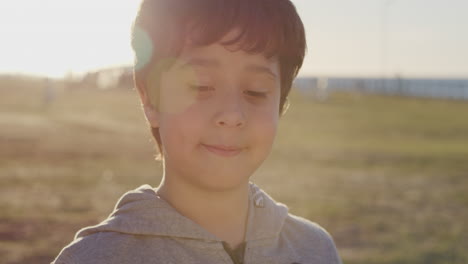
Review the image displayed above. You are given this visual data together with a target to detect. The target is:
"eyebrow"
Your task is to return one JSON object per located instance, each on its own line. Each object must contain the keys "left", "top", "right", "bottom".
{"left": 177, "top": 57, "right": 278, "bottom": 79}
{"left": 244, "top": 64, "right": 278, "bottom": 80}
{"left": 178, "top": 58, "right": 220, "bottom": 69}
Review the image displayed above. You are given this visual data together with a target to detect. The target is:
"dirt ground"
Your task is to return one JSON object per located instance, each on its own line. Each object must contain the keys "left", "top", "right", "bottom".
{"left": 1, "top": 77, "right": 468, "bottom": 263}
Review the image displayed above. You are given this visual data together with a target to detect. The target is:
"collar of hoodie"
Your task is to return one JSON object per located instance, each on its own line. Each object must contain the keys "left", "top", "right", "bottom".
{"left": 75, "top": 183, "right": 289, "bottom": 243}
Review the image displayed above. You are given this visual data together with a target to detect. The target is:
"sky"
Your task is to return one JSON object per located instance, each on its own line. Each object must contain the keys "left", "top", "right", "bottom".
{"left": 0, "top": 0, "right": 467, "bottom": 78}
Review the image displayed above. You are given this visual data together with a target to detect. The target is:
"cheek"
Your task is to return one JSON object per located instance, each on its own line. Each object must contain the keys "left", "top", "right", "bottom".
{"left": 251, "top": 108, "right": 279, "bottom": 145}
{"left": 158, "top": 105, "right": 207, "bottom": 148}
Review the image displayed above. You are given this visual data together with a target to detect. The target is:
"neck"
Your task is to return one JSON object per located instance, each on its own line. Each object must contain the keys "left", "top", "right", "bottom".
{"left": 156, "top": 174, "right": 250, "bottom": 249}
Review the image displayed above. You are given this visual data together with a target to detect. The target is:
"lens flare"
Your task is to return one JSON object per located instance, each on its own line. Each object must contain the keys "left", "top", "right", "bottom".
{"left": 132, "top": 26, "right": 153, "bottom": 71}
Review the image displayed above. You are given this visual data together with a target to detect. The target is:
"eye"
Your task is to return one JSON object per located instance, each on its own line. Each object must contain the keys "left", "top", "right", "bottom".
{"left": 190, "top": 85, "right": 214, "bottom": 92}
{"left": 244, "top": 90, "right": 267, "bottom": 98}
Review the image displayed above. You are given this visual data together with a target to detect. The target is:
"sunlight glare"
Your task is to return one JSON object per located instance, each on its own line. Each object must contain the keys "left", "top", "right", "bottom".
{"left": 0, "top": 0, "right": 140, "bottom": 78}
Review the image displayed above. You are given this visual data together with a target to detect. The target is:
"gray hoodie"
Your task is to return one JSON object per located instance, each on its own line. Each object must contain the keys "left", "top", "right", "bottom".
{"left": 52, "top": 183, "right": 341, "bottom": 264}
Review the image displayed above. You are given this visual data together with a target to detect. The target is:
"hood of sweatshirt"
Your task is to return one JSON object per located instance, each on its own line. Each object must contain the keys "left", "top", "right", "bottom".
{"left": 75, "top": 183, "right": 289, "bottom": 243}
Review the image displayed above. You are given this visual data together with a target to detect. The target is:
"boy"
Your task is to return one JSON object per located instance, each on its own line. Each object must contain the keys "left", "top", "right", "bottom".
{"left": 53, "top": 0, "right": 342, "bottom": 263}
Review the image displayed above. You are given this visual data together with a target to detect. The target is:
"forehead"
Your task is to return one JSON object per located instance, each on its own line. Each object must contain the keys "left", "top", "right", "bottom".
{"left": 170, "top": 42, "right": 280, "bottom": 80}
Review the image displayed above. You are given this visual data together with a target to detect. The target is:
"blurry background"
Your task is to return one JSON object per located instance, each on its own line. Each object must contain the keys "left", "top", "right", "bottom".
{"left": 1, "top": 0, "right": 467, "bottom": 263}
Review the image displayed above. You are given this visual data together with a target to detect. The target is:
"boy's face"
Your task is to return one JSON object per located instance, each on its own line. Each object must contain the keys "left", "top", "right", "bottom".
{"left": 143, "top": 35, "right": 281, "bottom": 191}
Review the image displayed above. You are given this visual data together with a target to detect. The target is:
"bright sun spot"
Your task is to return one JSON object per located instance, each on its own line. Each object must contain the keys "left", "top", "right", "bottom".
{"left": 0, "top": 0, "right": 140, "bottom": 78}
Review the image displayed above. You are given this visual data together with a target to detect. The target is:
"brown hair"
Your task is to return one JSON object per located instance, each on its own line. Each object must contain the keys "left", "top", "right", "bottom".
{"left": 131, "top": 0, "right": 306, "bottom": 157}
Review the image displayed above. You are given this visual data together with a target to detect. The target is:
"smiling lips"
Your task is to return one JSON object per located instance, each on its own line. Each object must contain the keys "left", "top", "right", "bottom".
{"left": 201, "top": 144, "right": 244, "bottom": 157}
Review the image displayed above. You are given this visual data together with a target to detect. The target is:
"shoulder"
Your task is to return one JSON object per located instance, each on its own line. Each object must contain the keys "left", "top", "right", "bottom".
{"left": 282, "top": 214, "right": 342, "bottom": 263}
{"left": 52, "top": 232, "right": 141, "bottom": 264}
{"left": 283, "top": 213, "right": 332, "bottom": 242}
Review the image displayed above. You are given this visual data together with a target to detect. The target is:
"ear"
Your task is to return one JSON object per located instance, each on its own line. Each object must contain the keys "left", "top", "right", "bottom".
{"left": 135, "top": 78, "right": 160, "bottom": 128}
{"left": 143, "top": 104, "right": 160, "bottom": 128}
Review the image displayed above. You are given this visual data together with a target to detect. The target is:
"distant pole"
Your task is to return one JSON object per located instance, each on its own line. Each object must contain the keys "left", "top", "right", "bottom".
{"left": 381, "top": 0, "right": 396, "bottom": 91}
{"left": 43, "top": 77, "right": 56, "bottom": 107}
{"left": 316, "top": 77, "right": 329, "bottom": 101}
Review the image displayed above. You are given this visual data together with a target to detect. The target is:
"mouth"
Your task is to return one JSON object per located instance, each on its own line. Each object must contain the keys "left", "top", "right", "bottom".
{"left": 201, "top": 144, "right": 244, "bottom": 157}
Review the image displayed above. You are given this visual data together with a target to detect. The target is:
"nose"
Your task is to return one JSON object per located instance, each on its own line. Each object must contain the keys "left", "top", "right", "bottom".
{"left": 214, "top": 93, "right": 246, "bottom": 128}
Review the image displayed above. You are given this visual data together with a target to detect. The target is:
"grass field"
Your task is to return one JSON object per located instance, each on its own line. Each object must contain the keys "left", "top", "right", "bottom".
{"left": 1, "top": 76, "right": 467, "bottom": 263}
